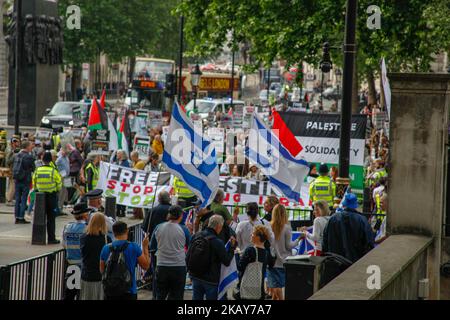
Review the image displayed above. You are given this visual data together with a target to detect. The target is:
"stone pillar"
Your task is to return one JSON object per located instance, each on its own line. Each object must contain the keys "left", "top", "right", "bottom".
{"left": 388, "top": 73, "right": 450, "bottom": 300}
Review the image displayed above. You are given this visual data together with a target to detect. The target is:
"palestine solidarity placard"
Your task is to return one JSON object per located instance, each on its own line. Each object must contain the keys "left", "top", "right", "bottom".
{"left": 278, "top": 112, "right": 367, "bottom": 192}
{"left": 97, "top": 162, "right": 171, "bottom": 208}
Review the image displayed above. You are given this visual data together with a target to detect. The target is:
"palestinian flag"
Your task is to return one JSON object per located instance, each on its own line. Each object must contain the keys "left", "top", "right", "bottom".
{"left": 118, "top": 113, "right": 131, "bottom": 156}
{"left": 272, "top": 108, "right": 303, "bottom": 158}
{"left": 88, "top": 98, "right": 108, "bottom": 131}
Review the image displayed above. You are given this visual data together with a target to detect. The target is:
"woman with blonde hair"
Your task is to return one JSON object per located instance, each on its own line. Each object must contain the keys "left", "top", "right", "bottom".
{"left": 300, "top": 200, "right": 331, "bottom": 256}
{"left": 267, "top": 204, "right": 301, "bottom": 300}
{"left": 79, "top": 212, "right": 110, "bottom": 300}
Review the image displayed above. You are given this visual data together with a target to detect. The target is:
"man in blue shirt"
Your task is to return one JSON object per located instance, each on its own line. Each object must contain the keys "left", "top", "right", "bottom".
{"left": 150, "top": 205, "right": 191, "bottom": 300}
{"left": 100, "top": 221, "right": 150, "bottom": 300}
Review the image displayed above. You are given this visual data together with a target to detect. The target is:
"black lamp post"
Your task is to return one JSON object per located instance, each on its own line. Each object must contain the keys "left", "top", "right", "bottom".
{"left": 335, "top": 68, "right": 342, "bottom": 111}
{"left": 337, "top": 0, "right": 358, "bottom": 200}
{"left": 178, "top": 16, "right": 184, "bottom": 103}
{"left": 190, "top": 64, "right": 202, "bottom": 111}
{"left": 320, "top": 42, "right": 333, "bottom": 111}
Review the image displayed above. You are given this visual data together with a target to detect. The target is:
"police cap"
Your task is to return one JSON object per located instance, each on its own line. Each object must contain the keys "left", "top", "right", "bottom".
{"left": 85, "top": 189, "right": 103, "bottom": 199}
{"left": 319, "top": 163, "right": 329, "bottom": 175}
{"left": 72, "top": 202, "right": 91, "bottom": 215}
{"left": 42, "top": 151, "right": 52, "bottom": 163}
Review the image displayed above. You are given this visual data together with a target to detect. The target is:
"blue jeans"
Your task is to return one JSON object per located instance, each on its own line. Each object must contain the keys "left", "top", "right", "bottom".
{"left": 15, "top": 181, "right": 29, "bottom": 220}
{"left": 192, "top": 278, "right": 218, "bottom": 300}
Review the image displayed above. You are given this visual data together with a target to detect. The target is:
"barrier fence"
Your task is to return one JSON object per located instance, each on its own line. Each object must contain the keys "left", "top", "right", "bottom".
{"left": 0, "top": 209, "right": 384, "bottom": 300}
{"left": 0, "top": 223, "right": 143, "bottom": 301}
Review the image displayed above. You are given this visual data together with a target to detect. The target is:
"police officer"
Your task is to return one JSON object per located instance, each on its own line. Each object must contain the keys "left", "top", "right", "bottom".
{"left": 84, "top": 154, "right": 101, "bottom": 192}
{"left": 309, "top": 163, "right": 336, "bottom": 208}
{"left": 61, "top": 202, "right": 90, "bottom": 300}
{"left": 172, "top": 176, "right": 197, "bottom": 208}
{"left": 367, "top": 159, "right": 387, "bottom": 186}
{"left": 85, "top": 189, "right": 115, "bottom": 241}
{"left": 32, "top": 151, "right": 62, "bottom": 244}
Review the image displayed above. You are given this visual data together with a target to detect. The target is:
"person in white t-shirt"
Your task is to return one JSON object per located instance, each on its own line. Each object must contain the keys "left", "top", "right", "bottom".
{"left": 236, "top": 202, "right": 274, "bottom": 253}
{"left": 300, "top": 200, "right": 330, "bottom": 256}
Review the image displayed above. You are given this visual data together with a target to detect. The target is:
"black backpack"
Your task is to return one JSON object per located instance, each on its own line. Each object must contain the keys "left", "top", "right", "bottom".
{"left": 102, "top": 242, "right": 132, "bottom": 297}
{"left": 186, "top": 233, "right": 215, "bottom": 276}
{"left": 12, "top": 153, "right": 26, "bottom": 181}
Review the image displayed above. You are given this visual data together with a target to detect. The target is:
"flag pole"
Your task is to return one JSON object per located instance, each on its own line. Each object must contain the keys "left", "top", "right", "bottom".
{"left": 146, "top": 160, "right": 162, "bottom": 235}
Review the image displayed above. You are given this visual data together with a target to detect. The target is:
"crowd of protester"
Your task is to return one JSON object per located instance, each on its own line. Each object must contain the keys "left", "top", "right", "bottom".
{"left": 2, "top": 89, "right": 390, "bottom": 300}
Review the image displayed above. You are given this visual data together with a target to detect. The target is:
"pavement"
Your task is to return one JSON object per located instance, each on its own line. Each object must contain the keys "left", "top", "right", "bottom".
{"left": 0, "top": 204, "right": 141, "bottom": 266}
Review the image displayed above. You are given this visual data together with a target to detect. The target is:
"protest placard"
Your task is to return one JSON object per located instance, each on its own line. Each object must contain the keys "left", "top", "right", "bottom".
{"left": 35, "top": 128, "right": 53, "bottom": 142}
{"left": 162, "top": 126, "right": 169, "bottom": 144}
{"left": 133, "top": 135, "right": 151, "bottom": 160}
{"left": 91, "top": 141, "right": 109, "bottom": 155}
{"left": 136, "top": 109, "right": 149, "bottom": 125}
{"left": 243, "top": 106, "right": 255, "bottom": 128}
{"left": 148, "top": 110, "right": 162, "bottom": 128}
{"left": 97, "top": 162, "right": 172, "bottom": 208}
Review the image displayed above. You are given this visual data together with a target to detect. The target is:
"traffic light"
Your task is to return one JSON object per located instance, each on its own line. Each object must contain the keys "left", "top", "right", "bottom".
{"left": 320, "top": 42, "right": 333, "bottom": 73}
{"left": 296, "top": 67, "right": 304, "bottom": 86}
{"left": 165, "top": 73, "right": 176, "bottom": 97}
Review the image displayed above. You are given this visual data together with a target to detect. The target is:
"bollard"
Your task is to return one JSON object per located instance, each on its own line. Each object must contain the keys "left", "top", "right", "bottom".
{"left": 32, "top": 192, "right": 47, "bottom": 245}
{"left": 105, "top": 196, "right": 116, "bottom": 220}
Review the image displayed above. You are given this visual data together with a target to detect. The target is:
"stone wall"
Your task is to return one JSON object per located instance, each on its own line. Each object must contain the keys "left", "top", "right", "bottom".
{"left": 388, "top": 73, "right": 450, "bottom": 299}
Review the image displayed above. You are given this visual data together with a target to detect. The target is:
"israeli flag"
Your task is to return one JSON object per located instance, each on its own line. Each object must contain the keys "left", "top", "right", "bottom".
{"left": 163, "top": 102, "right": 219, "bottom": 208}
{"left": 246, "top": 112, "right": 309, "bottom": 203}
{"left": 292, "top": 229, "right": 316, "bottom": 255}
{"left": 218, "top": 241, "right": 238, "bottom": 300}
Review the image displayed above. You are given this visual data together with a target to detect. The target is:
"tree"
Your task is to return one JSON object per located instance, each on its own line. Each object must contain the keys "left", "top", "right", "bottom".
{"left": 176, "top": 0, "right": 450, "bottom": 110}
{"left": 59, "top": 0, "right": 182, "bottom": 90}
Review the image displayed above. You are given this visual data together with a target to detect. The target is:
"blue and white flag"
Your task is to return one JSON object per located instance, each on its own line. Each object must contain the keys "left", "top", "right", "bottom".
{"left": 245, "top": 112, "right": 310, "bottom": 203}
{"left": 163, "top": 102, "right": 219, "bottom": 208}
{"left": 292, "top": 229, "right": 316, "bottom": 255}
{"left": 218, "top": 241, "right": 238, "bottom": 300}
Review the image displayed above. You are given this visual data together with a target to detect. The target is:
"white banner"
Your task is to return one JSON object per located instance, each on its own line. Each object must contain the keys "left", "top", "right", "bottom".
{"left": 219, "top": 176, "right": 311, "bottom": 208}
{"left": 296, "top": 136, "right": 365, "bottom": 165}
{"left": 97, "top": 162, "right": 172, "bottom": 208}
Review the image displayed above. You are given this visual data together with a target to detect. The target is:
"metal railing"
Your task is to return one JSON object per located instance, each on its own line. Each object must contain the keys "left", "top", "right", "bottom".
{"left": 0, "top": 224, "right": 143, "bottom": 300}
{"left": 223, "top": 205, "right": 314, "bottom": 229}
{"left": 0, "top": 250, "right": 66, "bottom": 300}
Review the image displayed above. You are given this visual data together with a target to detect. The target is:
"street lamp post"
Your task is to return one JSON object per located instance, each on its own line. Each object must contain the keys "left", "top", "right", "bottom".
{"left": 14, "top": 0, "right": 23, "bottom": 135}
{"left": 337, "top": 0, "right": 358, "bottom": 199}
{"left": 335, "top": 68, "right": 342, "bottom": 111}
{"left": 177, "top": 16, "right": 184, "bottom": 103}
{"left": 190, "top": 64, "right": 202, "bottom": 111}
{"left": 230, "top": 50, "right": 235, "bottom": 110}
{"left": 320, "top": 42, "right": 333, "bottom": 112}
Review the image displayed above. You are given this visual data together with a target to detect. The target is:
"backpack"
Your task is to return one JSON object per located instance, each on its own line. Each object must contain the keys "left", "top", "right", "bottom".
{"left": 240, "top": 247, "right": 264, "bottom": 300}
{"left": 186, "top": 233, "right": 215, "bottom": 276}
{"left": 102, "top": 242, "right": 132, "bottom": 297}
{"left": 12, "top": 153, "right": 26, "bottom": 181}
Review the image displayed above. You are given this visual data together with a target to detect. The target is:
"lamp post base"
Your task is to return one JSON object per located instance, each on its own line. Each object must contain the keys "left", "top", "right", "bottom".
{"left": 336, "top": 177, "right": 351, "bottom": 200}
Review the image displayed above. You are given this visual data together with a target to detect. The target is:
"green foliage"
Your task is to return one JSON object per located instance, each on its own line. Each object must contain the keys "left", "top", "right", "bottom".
{"left": 176, "top": 0, "right": 450, "bottom": 77}
{"left": 59, "top": 0, "right": 181, "bottom": 66}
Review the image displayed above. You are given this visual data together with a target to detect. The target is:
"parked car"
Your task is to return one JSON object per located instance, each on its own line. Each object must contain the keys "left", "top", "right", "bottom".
{"left": 40, "top": 101, "right": 112, "bottom": 129}
{"left": 322, "top": 87, "right": 342, "bottom": 100}
{"left": 185, "top": 98, "right": 245, "bottom": 119}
